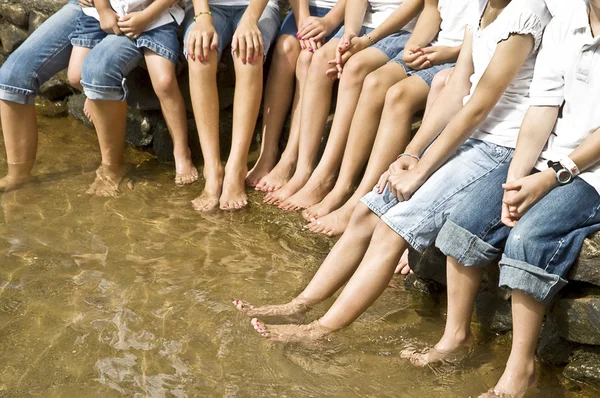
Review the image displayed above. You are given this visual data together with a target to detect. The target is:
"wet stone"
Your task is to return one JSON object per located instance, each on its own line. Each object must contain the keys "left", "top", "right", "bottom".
{"left": 17, "top": 0, "right": 65, "bottom": 15}
{"left": 403, "top": 272, "right": 443, "bottom": 297}
{"left": 552, "top": 290, "right": 600, "bottom": 345}
{"left": 40, "top": 71, "right": 73, "bottom": 102}
{"left": 0, "top": 3, "right": 28, "bottom": 28}
{"left": 0, "top": 22, "right": 28, "bottom": 53}
{"left": 563, "top": 349, "right": 600, "bottom": 389}
{"left": 67, "top": 94, "right": 92, "bottom": 128}
{"left": 536, "top": 317, "right": 574, "bottom": 367}
{"left": 474, "top": 291, "right": 512, "bottom": 333}
{"left": 28, "top": 10, "right": 49, "bottom": 33}
{"left": 568, "top": 235, "right": 600, "bottom": 287}
{"left": 408, "top": 247, "right": 447, "bottom": 285}
{"left": 36, "top": 98, "right": 68, "bottom": 118}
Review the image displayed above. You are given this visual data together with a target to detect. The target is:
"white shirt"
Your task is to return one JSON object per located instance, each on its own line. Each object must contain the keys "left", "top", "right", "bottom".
{"left": 363, "top": 0, "right": 419, "bottom": 31}
{"left": 530, "top": 0, "right": 600, "bottom": 194}
{"left": 467, "top": 0, "right": 552, "bottom": 148}
{"left": 209, "top": 0, "right": 279, "bottom": 9}
{"left": 83, "top": 0, "right": 187, "bottom": 31}
{"left": 435, "top": 0, "right": 472, "bottom": 47}
{"left": 310, "top": 0, "right": 338, "bottom": 8}
{"left": 544, "top": 0, "right": 567, "bottom": 17}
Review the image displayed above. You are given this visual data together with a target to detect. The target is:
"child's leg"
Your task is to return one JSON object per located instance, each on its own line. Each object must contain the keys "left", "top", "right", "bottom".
{"left": 144, "top": 49, "right": 197, "bottom": 185}
{"left": 68, "top": 46, "right": 91, "bottom": 90}
{"left": 258, "top": 48, "right": 314, "bottom": 193}
{"left": 246, "top": 34, "right": 302, "bottom": 187}
{"left": 424, "top": 67, "right": 453, "bottom": 118}
{"left": 278, "top": 48, "right": 392, "bottom": 211}
{"left": 304, "top": 74, "right": 428, "bottom": 236}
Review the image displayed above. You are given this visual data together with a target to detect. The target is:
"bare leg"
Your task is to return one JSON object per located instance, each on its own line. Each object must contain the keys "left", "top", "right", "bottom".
{"left": 305, "top": 75, "right": 428, "bottom": 237}
{"left": 68, "top": 47, "right": 94, "bottom": 123}
{"left": 0, "top": 101, "right": 37, "bottom": 190}
{"left": 188, "top": 52, "right": 223, "bottom": 211}
{"left": 479, "top": 290, "right": 542, "bottom": 398}
{"left": 219, "top": 52, "right": 264, "bottom": 210}
{"left": 279, "top": 49, "right": 391, "bottom": 211}
{"left": 247, "top": 35, "right": 301, "bottom": 187}
{"left": 85, "top": 99, "right": 128, "bottom": 197}
{"left": 235, "top": 203, "right": 380, "bottom": 317}
{"left": 257, "top": 50, "right": 313, "bottom": 193}
{"left": 145, "top": 50, "right": 197, "bottom": 186}
{"left": 254, "top": 218, "right": 408, "bottom": 341}
{"left": 263, "top": 39, "right": 338, "bottom": 205}
{"left": 402, "top": 256, "right": 479, "bottom": 366}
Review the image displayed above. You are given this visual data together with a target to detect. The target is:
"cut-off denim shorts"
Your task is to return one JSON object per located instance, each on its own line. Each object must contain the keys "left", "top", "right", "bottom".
{"left": 389, "top": 50, "right": 455, "bottom": 87}
{"left": 361, "top": 138, "right": 514, "bottom": 253}
{"left": 334, "top": 26, "right": 411, "bottom": 60}
{"left": 436, "top": 163, "right": 600, "bottom": 305}
{"left": 279, "top": 6, "right": 342, "bottom": 40}
{"left": 70, "top": 11, "right": 180, "bottom": 64}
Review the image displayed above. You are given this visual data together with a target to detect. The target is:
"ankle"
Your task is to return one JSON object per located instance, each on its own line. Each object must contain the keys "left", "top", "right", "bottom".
{"left": 7, "top": 161, "right": 35, "bottom": 179}
{"left": 437, "top": 329, "right": 473, "bottom": 351}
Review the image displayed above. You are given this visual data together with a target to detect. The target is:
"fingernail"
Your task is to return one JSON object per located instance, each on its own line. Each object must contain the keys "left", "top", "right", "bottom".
{"left": 254, "top": 56, "right": 258, "bottom": 61}
{"left": 199, "top": 57, "right": 203, "bottom": 61}
{"left": 345, "top": 42, "right": 348, "bottom": 45}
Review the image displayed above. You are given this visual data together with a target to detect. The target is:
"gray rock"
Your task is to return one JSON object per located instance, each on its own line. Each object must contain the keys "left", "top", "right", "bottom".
{"left": 40, "top": 71, "right": 73, "bottom": 101}
{"left": 553, "top": 290, "right": 600, "bottom": 345}
{"left": 0, "top": 22, "right": 28, "bottom": 53}
{"left": 408, "top": 247, "right": 447, "bottom": 285}
{"left": 536, "top": 317, "right": 574, "bottom": 367}
{"left": 28, "top": 10, "right": 49, "bottom": 33}
{"left": 125, "top": 108, "right": 157, "bottom": 148}
{"left": 568, "top": 234, "right": 600, "bottom": 287}
{"left": 125, "top": 67, "right": 161, "bottom": 111}
{"left": 36, "top": 98, "right": 67, "bottom": 118}
{"left": 16, "top": 0, "right": 66, "bottom": 15}
{"left": 403, "top": 272, "right": 443, "bottom": 297}
{"left": 0, "top": 3, "right": 28, "bottom": 28}
{"left": 474, "top": 291, "right": 512, "bottom": 333}
{"left": 564, "top": 349, "right": 600, "bottom": 389}
{"left": 67, "top": 94, "right": 92, "bottom": 128}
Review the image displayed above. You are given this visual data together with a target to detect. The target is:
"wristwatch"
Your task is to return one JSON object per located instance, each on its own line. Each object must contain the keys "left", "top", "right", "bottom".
{"left": 548, "top": 160, "right": 573, "bottom": 184}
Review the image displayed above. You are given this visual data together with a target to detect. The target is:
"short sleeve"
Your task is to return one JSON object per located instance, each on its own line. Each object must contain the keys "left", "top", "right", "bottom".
{"left": 529, "top": 18, "right": 566, "bottom": 106}
{"left": 496, "top": 8, "right": 545, "bottom": 53}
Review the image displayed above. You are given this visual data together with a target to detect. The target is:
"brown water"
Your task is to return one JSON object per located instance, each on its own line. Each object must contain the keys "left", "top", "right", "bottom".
{"left": 0, "top": 115, "right": 596, "bottom": 397}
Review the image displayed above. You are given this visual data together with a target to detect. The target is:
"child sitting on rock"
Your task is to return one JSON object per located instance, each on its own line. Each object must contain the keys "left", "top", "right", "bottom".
{"left": 68, "top": 0, "right": 198, "bottom": 187}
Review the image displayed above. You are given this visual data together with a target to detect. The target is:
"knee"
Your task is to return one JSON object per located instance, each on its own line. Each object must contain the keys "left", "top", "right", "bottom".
{"left": 296, "top": 50, "right": 313, "bottom": 72}
{"left": 68, "top": 68, "right": 82, "bottom": 89}
{"left": 504, "top": 224, "right": 544, "bottom": 259}
{"left": 274, "top": 35, "right": 301, "bottom": 64}
{"left": 151, "top": 72, "right": 178, "bottom": 98}
{"left": 385, "top": 82, "right": 411, "bottom": 108}
{"left": 81, "top": 52, "right": 120, "bottom": 87}
{"left": 308, "top": 48, "right": 331, "bottom": 74}
{"left": 372, "top": 218, "right": 401, "bottom": 245}
{"left": 339, "top": 59, "right": 370, "bottom": 88}
{"left": 362, "top": 70, "right": 391, "bottom": 98}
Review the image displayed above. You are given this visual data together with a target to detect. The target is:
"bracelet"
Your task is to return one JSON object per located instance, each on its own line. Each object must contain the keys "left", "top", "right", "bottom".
{"left": 193, "top": 11, "right": 212, "bottom": 22}
{"left": 397, "top": 153, "right": 420, "bottom": 161}
{"left": 365, "top": 33, "right": 376, "bottom": 45}
{"left": 560, "top": 156, "right": 580, "bottom": 177}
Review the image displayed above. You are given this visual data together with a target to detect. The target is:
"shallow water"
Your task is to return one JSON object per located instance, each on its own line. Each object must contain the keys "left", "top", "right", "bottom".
{"left": 0, "top": 115, "right": 596, "bottom": 397}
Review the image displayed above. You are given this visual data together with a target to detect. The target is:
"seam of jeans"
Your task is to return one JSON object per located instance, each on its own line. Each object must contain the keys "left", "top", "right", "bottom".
{"left": 33, "top": 39, "right": 73, "bottom": 94}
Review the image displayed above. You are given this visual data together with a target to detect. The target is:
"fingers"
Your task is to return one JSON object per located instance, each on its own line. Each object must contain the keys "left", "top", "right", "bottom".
{"left": 231, "top": 35, "right": 238, "bottom": 53}
{"left": 195, "top": 34, "right": 203, "bottom": 61}
{"left": 247, "top": 34, "right": 256, "bottom": 62}
{"left": 297, "top": 19, "right": 315, "bottom": 38}
{"left": 187, "top": 35, "right": 196, "bottom": 61}
{"left": 313, "top": 32, "right": 326, "bottom": 43}
{"left": 201, "top": 34, "right": 210, "bottom": 61}
{"left": 238, "top": 35, "right": 247, "bottom": 62}
{"left": 258, "top": 34, "right": 264, "bottom": 58}
{"left": 113, "top": 25, "right": 123, "bottom": 36}
{"left": 502, "top": 181, "right": 522, "bottom": 191}
{"left": 210, "top": 33, "right": 219, "bottom": 52}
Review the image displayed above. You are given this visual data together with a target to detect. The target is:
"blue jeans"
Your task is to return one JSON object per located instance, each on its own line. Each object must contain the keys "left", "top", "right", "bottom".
{"left": 279, "top": 6, "right": 342, "bottom": 40}
{"left": 182, "top": 5, "right": 280, "bottom": 61}
{"left": 389, "top": 52, "right": 455, "bottom": 87}
{"left": 334, "top": 26, "right": 411, "bottom": 60}
{"left": 0, "top": 0, "right": 80, "bottom": 105}
{"left": 361, "top": 139, "right": 514, "bottom": 252}
{"left": 436, "top": 164, "right": 600, "bottom": 305}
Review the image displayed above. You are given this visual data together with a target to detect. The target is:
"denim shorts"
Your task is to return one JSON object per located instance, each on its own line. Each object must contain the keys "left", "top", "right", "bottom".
{"left": 279, "top": 6, "right": 342, "bottom": 40}
{"left": 436, "top": 163, "right": 600, "bottom": 305}
{"left": 0, "top": 0, "right": 80, "bottom": 105}
{"left": 182, "top": 5, "right": 280, "bottom": 61}
{"left": 69, "top": 11, "right": 180, "bottom": 64}
{"left": 361, "top": 139, "right": 514, "bottom": 253}
{"left": 389, "top": 51, "right": 455, "bottom": 87}
{"left": 333, "top": 26, "right": 411, "bottom": 60}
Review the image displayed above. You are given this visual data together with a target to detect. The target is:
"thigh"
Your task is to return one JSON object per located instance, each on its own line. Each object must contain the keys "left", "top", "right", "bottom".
{"left": 137, "top": 22, "right": 180, "bottom": 64}
{"left": 341, "top": 47, "right": 391, "bottom": 80}
{"left": 369, "top": 30, "right": 411, "bottom": 60}
{"left": 253, "top": 5, "right": 281, "bottom": 57}
{"left": 82, "top": 34, "right": 143, "bottom": 88}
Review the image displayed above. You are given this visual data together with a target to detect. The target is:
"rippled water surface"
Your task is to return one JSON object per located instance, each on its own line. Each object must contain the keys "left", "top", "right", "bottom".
{"left": 0, "top": 115, "right": 597, "bottom": 397}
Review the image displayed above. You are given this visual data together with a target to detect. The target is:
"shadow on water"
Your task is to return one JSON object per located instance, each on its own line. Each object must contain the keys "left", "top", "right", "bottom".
{"left": 0, "top": 115, "right": 596, "bottom": 397}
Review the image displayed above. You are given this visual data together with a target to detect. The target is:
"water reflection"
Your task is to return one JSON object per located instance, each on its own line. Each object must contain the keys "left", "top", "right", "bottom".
{"left": 0, "top": 116, "right": 595, "bottom": 397}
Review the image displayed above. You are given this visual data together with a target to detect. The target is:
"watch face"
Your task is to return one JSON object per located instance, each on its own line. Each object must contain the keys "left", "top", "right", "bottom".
{"left": 557, "top": 169, "right": 572, "bottom": 184}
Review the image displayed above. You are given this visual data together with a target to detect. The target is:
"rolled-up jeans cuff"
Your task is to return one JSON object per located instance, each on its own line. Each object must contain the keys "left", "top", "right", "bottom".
{"left": 0, "top": 86, "right": 35, "bottom": 105}
{"left": 81, "top": 78, "right": 128, "bottom": 101}
{"left": 498, "top": 255, "right": 568, "bottom": 305}
{"left": 436, "top": 220, "right": 502, "bottom": 267}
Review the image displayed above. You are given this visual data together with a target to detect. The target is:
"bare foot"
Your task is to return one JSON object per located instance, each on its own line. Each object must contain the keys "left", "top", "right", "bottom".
{"left": 246, "top": 156, "right": 276, "bottom": 188}
{"left": 278, "top": 174, "right": 335, "bottom": 211}
{"left": 256, "top": 159, "right": 295, "bottom": 193}
{"left": 86, "top": 164, "right": 128, "bottom": 197}
{"left": 395, "top": 250, "right": 411, "bottom": 275}
{"left": 233, "top": 297, "right": 315, "bottom": 318}
{"left": 174, "top": 148, "right": 198, "bottom": 186}
{"left": 83, "top": 98, "right": 94, "bottom": 125}
{"left": 263, "top": 171, "right": 310, "bottom": 206}
{"left": 400, "top": 336, "right": 474, "bottom": 367}
{"left": 220, "top": 166, "right": 248, "bottom": 210}
{"left": 251, "top": 318, "right": 333, "bottom": 344}
{"left": 479, "top": 363, "right": 537, "bottom": 398}
{"left": 0, "top": 174, "right": 35, "bottom": 192}
{"left": 305, "top": 202, "right": 354, "bottom": 237}
{"left": 192, "top": 166, "right": 223, "bottom": 212}
{"left": 302, "top": 186, "right": 353, "bottom": 221}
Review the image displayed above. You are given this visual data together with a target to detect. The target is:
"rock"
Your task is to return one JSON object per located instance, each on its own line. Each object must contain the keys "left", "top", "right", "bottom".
{"left": 408, "top": 247, "right": 447, "bottom": 285}
{"left": 403, "top": 272, "right": 443, "bottom": 297}
{"left": 28, "top": 10, "right": 48, "bottom": 33}
{"left": 67, "top": 94, "right": 92, "bottom": 128}
{"left": 568, "top": 234, "right": 600, "bottom": 287}
{"left": 125, "top": 108, "right": 157, "bottom": 148}
{"left": 0, "top": 52, "right": 6, "bottom": 67}
{"left": 17, "top": 0, "right": 66, "bottom": 15}
{"left": 0, "top": 22, "right": 28, "bottom": 53}
{"left": 40, "top": 71, "right": 73, "bottom": 101}
{"left": 0, "top": 3, "right": 28, "bottom": 28}
{"left": 126, "top": 67, "right": 161, "bottom": 111}
{"left": 564, "top": 349, "right": 600, "bottom": 389}
{"left": 553, "top": 290, "right": 600, "bottom": 345}
{"left": 474, "top": 291, "right": 512, "bottom": 333}
{"left": 36, "top": 98, "right": 67, "bottom": 117}
{"left": 536, "top": 317, "right": 574, "bottom": 367}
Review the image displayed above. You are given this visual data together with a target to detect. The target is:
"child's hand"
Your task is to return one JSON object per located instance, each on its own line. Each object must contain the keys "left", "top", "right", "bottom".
{"left": 420, "top": 46, "right": 456, "bottom": 66}
{"left": 232, "top": 15, "right": 264, "bottom": 64}
{"left": 297, "top": 16, "right": 334, "bottom": 44}
{"left": 326, "top": 34, "right": 370, "bottom": 80}
{"left": 98, "top": 8, "right": 122, "bottom": 35}
{"left": 501, "top": 170, "right": 558, "bottom": 226}
{"left": 186, "top": 15, "right": 218, "bottom": 62}
{"left": 299, "top": 38, "right": 323, "bottom": 52}
{"left": 118, "top": 12, "right": 151, "bottom": 39}
{"left": 403, "top": 44, "right": 431, "bottom": 70}
{"left": 387, "top": 167, "right": 426, "bottom": 202}
{"left": 78, "top": 0, "right": 94, "bottom": 7}
{"left": 376, "top": 156, "right": 419, "bottom": 194}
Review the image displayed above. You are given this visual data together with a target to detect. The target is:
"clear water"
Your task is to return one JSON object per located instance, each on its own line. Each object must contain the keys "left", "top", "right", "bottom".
{"left": 0, "top": 115, "right": 596, "bottom": 397}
